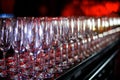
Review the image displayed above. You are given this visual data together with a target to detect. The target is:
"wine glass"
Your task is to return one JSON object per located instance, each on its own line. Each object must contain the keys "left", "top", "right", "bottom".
{"left": 100, "top": 17, "right": 110, "bottom": 48}
{"left": 75, "top": 17, "right": 86, "bottom": 61}
{"left": 22, "top": 17, "right": 37, "bottom": 79}
{"left": 68, "top": 17, "right": 78, "bottom": 64}
{"left": 86, "top": 18, "right": 97, "bottom": 54}
{"left": 11, "top": 17, "right": 28, "bottom": 79}
{"left": 0, "top": 18, "right": 6, "bottom": 77}
{"left": 61, "top": 17, "right": 70, "bottom": 69}
{"left": 90, "top": 18, "right": 101, "bottom": 53}
{"left": 0, "top": 18, "right": 14, "bottom": 77}
{"left": 50, "top": 17, "right": 64, "bottom": 76}
{"left": 14, "top": 17, "right": 34, "bottom": 79}
{"left": 30, "top": 18, "right": 42, "bottom": 79}
{"left": 80, "top": 18, "right": 90, "bottom": 58}
{"left": 39, "top": 17, "right": 55, "bottom": 79}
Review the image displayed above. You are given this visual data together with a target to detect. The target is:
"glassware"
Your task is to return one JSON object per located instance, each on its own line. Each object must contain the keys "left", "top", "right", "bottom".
{"left": 62, "top": 18, "right": 70, "bottom": 69}
{"left": 68, "top": 17, "right": 76, "bottom": 65}
{"left": 40, "top": 17, "right": 55, "bottom": 79}
{"left": 0, "top": 17, "right": 119, "bottom": 80}
{"left": 51, "top": 18, "right": 63, "bottom": 75}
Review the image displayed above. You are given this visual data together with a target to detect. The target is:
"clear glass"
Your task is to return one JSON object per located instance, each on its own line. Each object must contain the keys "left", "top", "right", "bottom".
{"left": 0, "top": 17, "right": 120, "bottom": 79}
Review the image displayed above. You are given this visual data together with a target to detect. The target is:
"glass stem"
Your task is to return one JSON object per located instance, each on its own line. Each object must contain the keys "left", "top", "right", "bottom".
{"left": 3, "top": 52, "right": 6, "bottom": 71}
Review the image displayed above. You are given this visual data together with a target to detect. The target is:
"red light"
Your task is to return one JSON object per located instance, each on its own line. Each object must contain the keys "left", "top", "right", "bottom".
{"left": 81, "top": 1, "right": 120, "bottom": 16}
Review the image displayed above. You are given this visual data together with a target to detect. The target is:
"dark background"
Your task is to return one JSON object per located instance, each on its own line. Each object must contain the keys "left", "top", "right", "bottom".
{"left": 0, "top": 0, "right": 120, "bottom": 17}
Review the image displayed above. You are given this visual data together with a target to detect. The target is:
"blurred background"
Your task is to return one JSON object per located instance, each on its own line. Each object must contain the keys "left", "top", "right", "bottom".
{"left": 0, "top": 0, "right": 120, "bottom": 17}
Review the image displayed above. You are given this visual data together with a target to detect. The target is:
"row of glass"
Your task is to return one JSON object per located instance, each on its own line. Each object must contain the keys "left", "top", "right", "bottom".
{"left": 0, "top": 17, "right": 120, "bottom": 80}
